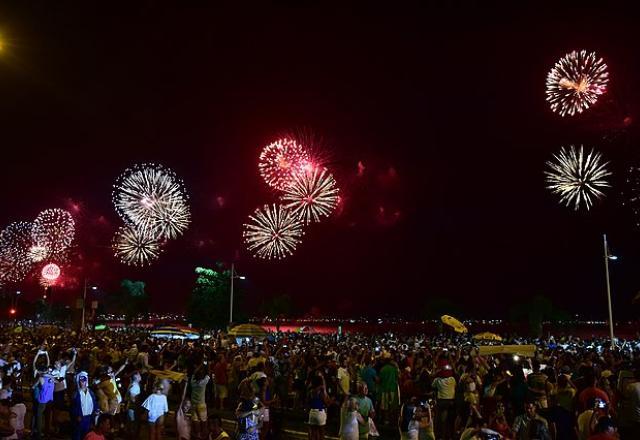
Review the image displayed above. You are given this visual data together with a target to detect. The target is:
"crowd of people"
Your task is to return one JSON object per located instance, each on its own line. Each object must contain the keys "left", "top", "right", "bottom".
{"left": 0, "top": 326, "right": 639, "bottom": 440}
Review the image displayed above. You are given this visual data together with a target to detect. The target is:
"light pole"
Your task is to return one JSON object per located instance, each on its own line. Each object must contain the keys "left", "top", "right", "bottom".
{"left": 229, "top": 263, "right": 246, "bottom": 325}
{"left": 80, "top": 279, "right": 98, "bottom": 333}
{"left": 603, "top": 234, "right": 617, "bottom": 346}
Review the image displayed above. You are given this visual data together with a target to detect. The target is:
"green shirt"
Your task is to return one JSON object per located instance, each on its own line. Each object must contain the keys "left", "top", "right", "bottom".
{"left": 379, "top": 364, "right": 399, "bottom": 393}
{"left": 355, "top": 395, "right": 373, "bottom": 436}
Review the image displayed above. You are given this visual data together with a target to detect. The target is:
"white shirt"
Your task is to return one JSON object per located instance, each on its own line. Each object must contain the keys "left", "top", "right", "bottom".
{"left": 53, "top": 365, "right": 68, "bottom": 392}
{"left": 142, "top": 393, "right": 168, "bottom": 423}
{"left": 79, "top": 389, "right": 94, "bottom": 416}
{"left": 127, "top": 382, "right": 141, "bottom": 404}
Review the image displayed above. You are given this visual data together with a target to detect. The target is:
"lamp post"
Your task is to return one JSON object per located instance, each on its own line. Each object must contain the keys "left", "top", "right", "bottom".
{"left": 603, "top": 234, "right": 617, "bottom": 346}
{"left": 80, "top": 280, "right": 98, "bottom": 333}
{"left": 229, "top": 263, "right": 246, "bottom": 325}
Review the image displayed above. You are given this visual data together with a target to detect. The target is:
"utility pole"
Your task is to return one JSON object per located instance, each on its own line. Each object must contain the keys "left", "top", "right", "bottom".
{"left": 603, "top": 234, "right": 615, "bottom": 346}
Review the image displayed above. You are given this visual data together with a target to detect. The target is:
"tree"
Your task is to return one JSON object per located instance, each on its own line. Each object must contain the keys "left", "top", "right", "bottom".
{"left": 114, "top": 279, "right": 149, "bottom": 325}
{"left": 509, "top": 294, "right": 568, "bottom": 338}
{"left": 186, "top": 264, "right": 244, "bottom": 330}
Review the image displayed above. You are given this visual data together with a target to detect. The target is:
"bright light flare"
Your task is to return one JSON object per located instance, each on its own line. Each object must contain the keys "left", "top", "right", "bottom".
{"left": 41, "top": 263, "right": 61, "bottom": 281}
{"left": 546, "top": 50, "right": 609, "bottom": 117}
{"left": 281, "top": 166, "right": 339, "bottom": 224}
{"left": 545, "top": 145, "right": 611, "bottom": 210}
{"left": 243, "top": 204, "right": 304, "bottom": 260}
{"left": 259, "top": 138, "right": 311, "bottom": 191}
{"left": 113, "top": 163, "right": 191, "bottom": 240}
{"left": 112, "top": 226, "right": 163, "bottom": 267}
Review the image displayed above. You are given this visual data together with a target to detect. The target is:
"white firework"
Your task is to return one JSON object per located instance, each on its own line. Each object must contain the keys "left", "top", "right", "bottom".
{"left": 32, "top": 208, "right": 75, "bottom": 261}
{"left": 113, "top": 226, "right": 163, "bottom": 267}
{"left": 113, "top": 163, "right": 191, "bottom": 240}
{"left": 546, "top": 50, "right": 609, "bottom": 117}
{"left": 0, "top": 221, "right": 34, "bottom": 283}
{"left": 545, "top": 145, "right": 611, "bottom": 210}
{"left": 281, "top": 166, "right": 339, "bottom": 224}
{"left": 243, "top": 204, "right": 304, "bottom": 260}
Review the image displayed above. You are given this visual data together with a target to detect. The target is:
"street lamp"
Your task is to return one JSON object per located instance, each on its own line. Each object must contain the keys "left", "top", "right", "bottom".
{"left": 81, "top": 280, "right": 98, "bottom": 333}
{"left": 229, "top": 263, "right": 246, "bottom": 324}
{"left": 603, "top": 234, "right": 617, "bottom": 346}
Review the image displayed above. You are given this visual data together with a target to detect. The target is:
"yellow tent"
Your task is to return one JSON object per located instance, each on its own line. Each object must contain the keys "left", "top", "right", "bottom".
{"left": 228, "top": 324, "right": 268, "bottom": 337}
{"left": 478, "top": 345, "right": 536, "bottom": 357}
{"left": 441, "top": 315, "right": 468, "bottom": 333}
{"left": 473, "top": 332, "right": 503, "bottom": 342}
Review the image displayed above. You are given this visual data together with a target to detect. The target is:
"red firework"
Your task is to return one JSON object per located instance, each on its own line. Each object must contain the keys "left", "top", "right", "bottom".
{"left": 259, "top": 138, "right": 311, "bottom": 191}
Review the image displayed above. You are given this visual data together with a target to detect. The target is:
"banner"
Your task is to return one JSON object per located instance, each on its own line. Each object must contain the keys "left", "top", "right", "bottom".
{"left": 478, "top": 345, "right": 536, "bottom": 357}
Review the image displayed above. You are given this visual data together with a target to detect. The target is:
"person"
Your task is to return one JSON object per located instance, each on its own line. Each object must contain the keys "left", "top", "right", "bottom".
{"left": 83, "top": 413, "right": 113, "bottom": 440}
{"left": 398, "top": 396, "right": 420, "bottom": 440}
{"left": 512, "top": 401, "right": 550, "bottom": 440}
{"left": 308, "top": 372, "right": 330, "bottom": 440}
{"left": 190, "top": 366, "right": 210, "bottom": 439}
{"left": 340, "top": 397, "right": 364, "bottom": 440}
{"left": 213, "top": 353, "right": 229, "bottom": 410}
{"left": 587, "top": 416, "right": 618, "bottom": 440}
{"left": 0, "top": 399, "right": 16, "bottom": 439}
{"left": 432, "top": 364, "right": 456, "bottom": 440}
{"left": 354, "top": 382, "right": 375, "bottom": 440}
{"left": 359, "top": 356, "right": 378, "bottom": 407}
{"left": 176, "top": 380, "right": 191, "bottom": 440}
{"left": 52, "top": 348, "right": 77, "bottom": 432}
{"left": 379, "top": 352, "right": 400, "bottom": 424}
{"left": 578, "top": 371, "right": 610, "bottom": 413}
{"left": 125, "top": 371, "right": 142, "bottom": 440}
{"left": 208, "top": 415, "right": 230, "bottom": 440}
{"left": 527, "top": 360, "right": 551, "bottom": 409}
{"left": 236, "top": 378, "right": 261, "bottom": 440}
{"left": 71, "top": 372, "right": 99, "bottom": 440}
{"left": 337, "top": 358, "right": 351, "bottom": 398}
{"left": 618, "top": 367, "right": 640, "bottom": 438}
{"left": 8, "top": 393, "right": 25, "bottom": 439}
{"left": 142, "top": 382, "right": 169, "bottom": 440}
{"left": 32, "top": 368, "right": 54, "bottom": 439}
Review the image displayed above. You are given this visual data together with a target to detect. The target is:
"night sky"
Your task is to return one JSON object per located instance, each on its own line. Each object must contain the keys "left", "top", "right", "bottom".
{"left": 1, "top": 3, "right": 640, "bottom": 319}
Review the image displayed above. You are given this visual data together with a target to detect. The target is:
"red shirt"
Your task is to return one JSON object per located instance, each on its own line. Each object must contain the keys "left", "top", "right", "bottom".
{"left": 578, "top": 386, "right": 610, "bottom": 411}
{"left": 213, "top": 361, "right": 228, "bottom": 385}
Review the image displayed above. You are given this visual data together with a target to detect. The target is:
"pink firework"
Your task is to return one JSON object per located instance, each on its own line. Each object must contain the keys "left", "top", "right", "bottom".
{"left": 259, "top": 138, "right": 311, "bottom": 191}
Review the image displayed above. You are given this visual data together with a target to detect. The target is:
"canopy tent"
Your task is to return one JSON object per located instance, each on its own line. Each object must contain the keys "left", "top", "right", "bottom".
{"left": 441, "top": 315, "right": 468, "bottom": 334}
{"left": 228, "top": 324, "right": 268, "bottom": 337}
{"left": 473, "top": 332, "right": 503, "bottom": 342}
{"left": 478, "top": 345, "right": 536, "bottom": 357}
{"left": 150, "top": 326, "right": 200, "bottom": 340}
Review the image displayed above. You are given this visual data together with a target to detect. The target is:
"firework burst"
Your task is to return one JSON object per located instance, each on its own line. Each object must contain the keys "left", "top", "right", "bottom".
{"left": 545, "top": 145, "right": 611, "bottom": 210}
{"left": 0, "top": 221, "right": 34, "bottom": 283}
{"left": 546, "top": 50, "right": 609, "bottom": 117}
{"left": 281, "top": 166, "right": 339, "bottom": 224}
{"left": 113, "top": 163, "right": 191, "bottom": 239}
{"left": 243, "top": 204, "right": 304, "bottom": 260}
{"left": 32, "top": 209, "right": 75, "bottom": 261}
{"left": 113, "top": 226, "right": 162, "bottom": 267}
{"left": 259, "top": 138, "right": 312, "bottom": 191}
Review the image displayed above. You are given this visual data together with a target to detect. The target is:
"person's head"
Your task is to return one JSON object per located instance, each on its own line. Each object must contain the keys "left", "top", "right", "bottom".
{"left": 153, "top": 381, "right": 163, "bottom": 394}
{"left": 357, "top": 382, "right": 368, "bottom": 397}
{"left": 182, "top": 398, "right": 191, "bottom": 413}
{"left": 95, "top": 413, "right": 113, "bottom": 434}
{"left": 347, "top": 397, "right": 359, "bottom": 412}
{"left": 525, "top": 401, "right": 538, "bottom": 418}
{"left": 77, "top": 372, "right": 89, "bottom": 390}
{"left": 208, "top": 415, "right": 225, "bottom": 435}
{"left": 557, "top": 374, "right": 569, "bottom": 388}
{"left": 531, "top": 359, "right": 541, "bottom": 373}
{"left": 131, "top": 371, "right": 141, "bottom": 383}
